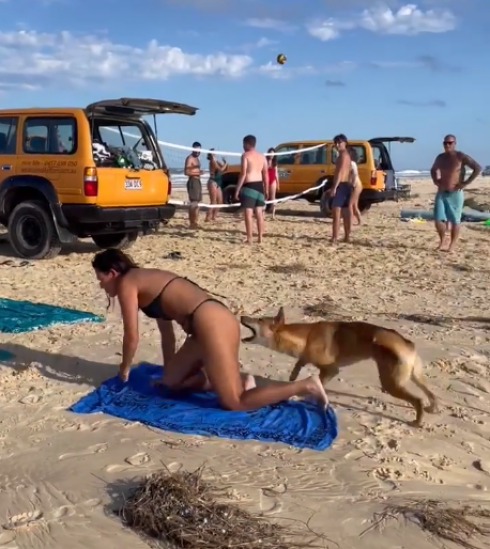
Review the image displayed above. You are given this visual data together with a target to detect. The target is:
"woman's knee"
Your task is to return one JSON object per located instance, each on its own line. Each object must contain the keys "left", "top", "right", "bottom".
{"left": 217, "top": 390, "right": 243, "bottom": 411}
{"left": 162, "top": 358, "right": 204, "bottom": 388}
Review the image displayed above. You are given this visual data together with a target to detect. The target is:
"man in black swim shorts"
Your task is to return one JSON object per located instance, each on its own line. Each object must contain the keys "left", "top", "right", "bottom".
{"left": 328, "top": 134, "right": 352, "bottom": 244}
{"left": 184, "top": 141, "right": 203, "bottom": 229}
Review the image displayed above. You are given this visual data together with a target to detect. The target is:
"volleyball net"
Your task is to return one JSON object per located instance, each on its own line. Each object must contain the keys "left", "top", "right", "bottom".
{"left": 158, "top": 141, "right": 328, "bottom": 209}
{"left": 102, "top": 127, "right": 328, "bottom": 209}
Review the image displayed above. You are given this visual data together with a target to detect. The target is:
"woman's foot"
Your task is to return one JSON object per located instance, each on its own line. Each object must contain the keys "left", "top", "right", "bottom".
{"left": 242, "top": 374, "right": 256, "bottom": 390}
{"left": 302, "top": 376, "right": 329, "bottom": 409}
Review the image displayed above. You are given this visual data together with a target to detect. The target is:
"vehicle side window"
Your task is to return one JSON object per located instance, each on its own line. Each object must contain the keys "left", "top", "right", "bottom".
{"left": 371, "top": 145, "right": 383, "bottom": 169}
{"left": 0, "top": 117, "right": 18, "bottom": 154}
{"left": 274, "top": 145, "right": 301, "bottom": 165}
{"left": 299, "top": 145, "right": 326, "bottom": 165}
{"left": 331, "top": 145, "right": 366, "bottom": 164}
{"left": 23, "top": 117, "right": 77, "bottom": 155}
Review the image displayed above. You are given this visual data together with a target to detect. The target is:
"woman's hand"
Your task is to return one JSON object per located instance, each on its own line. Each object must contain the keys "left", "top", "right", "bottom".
{"left": 119, "top": 363, "right": 130, "bottom": 382}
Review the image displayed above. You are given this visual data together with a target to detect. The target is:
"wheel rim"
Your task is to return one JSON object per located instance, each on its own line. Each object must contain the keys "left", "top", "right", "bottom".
{"left": 17, "top": 215, "right": 44, "bottom": 249}
{"left": 225, "top": 189, "right": 235, "bottom": 205}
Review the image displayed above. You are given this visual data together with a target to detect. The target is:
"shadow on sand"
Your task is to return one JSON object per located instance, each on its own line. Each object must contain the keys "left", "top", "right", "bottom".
{"left": 252, "top": 375, "right": 416, "bottom": 425}
{"left": 0, "top": 345, "right": 452, "bottom": 427}
{"left": 0, "top": 236, "right": 99, "bottom": 259}
{"left": 389, "top": 313, "right": 490, "bottom": 328}
{"left": 0, "top": 343, "right": 115, "bottom": 387}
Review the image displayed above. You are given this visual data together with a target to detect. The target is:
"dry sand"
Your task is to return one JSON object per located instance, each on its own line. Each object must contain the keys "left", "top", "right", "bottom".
{"left": 1, "top": 178, "right": 490, "bottom": 548}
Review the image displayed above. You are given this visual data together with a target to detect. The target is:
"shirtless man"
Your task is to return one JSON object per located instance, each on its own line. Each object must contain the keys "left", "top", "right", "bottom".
{"left": 234, "top": 134, "right": 268, "bottom": 244}
{"left": 184, "top": 141, "right": 203, "bottom": 229}
{"left": 430, "top": 134, "right": 481, "bottom": 252}
{"left": 328, "top": 134, "right": 352, "bottom": 244}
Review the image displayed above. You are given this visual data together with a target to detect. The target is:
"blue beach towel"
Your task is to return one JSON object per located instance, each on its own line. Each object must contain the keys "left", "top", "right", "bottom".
{"left": 0, "top": 298, "right": 103, "bottom": 333}
{"left": 70, "top": 363, "right": 338, "bottom": 451}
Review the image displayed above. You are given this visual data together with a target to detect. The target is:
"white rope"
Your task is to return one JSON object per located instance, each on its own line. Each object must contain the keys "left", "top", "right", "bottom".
{"left": 104, "top": 127, "right": 326, "bottom": 157}
{"left": 155, "top": 140, "right": 326, "bottom": 157}
{"left": 169, "top": 179, "right": 327, "bottom": 209}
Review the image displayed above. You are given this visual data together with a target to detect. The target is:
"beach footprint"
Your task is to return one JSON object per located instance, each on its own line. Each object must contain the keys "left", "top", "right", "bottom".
{"left": 58, "top": 443, "right": 108, "bottom": 460}
{"left": 124, "top": 452, "right": 151, "bottom": 466}
{"left": 106, "top": 453, "right": 154, "bottom": 473}
{"left": 18, "top": 393, "right": 42, "bottom": 405}
{"left": 2, "top": 510, "right": 43, "bottom": 531}
{"left": 50, "top": 506, "right": 76, "bottom": 520}
{"left": 0, "top": 531, "right": 18, "bottom": 549}
{"left": 259, "top": 489, "right": 283, "bottom": 516}
{"left": 167, "top": 461, "right": 182, "bottom": 473}
{"left": 61, "top": 422, "right": 94, "bottom": 433}
{"left": 47, "top": 498, "right": 101, "bottom": 522}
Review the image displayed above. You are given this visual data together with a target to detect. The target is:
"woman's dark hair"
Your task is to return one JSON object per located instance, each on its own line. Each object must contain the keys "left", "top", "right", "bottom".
{"left": 92, "top": 248, "right": 138, "bottom": 274}
{"left": 348, "top": 146, "right": 358, "bottom": 163}
{"left": 92, "top": 249, "right": 138, "bottom": 310}
{"left": 267, "top": 147, "right": 277, "bottom": 167}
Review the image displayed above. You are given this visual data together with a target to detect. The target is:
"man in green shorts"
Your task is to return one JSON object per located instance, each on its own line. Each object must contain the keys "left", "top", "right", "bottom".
{"left": 430, "top": 134, "right": 481, "bottom": 252}
{"left": 234, "top": 134, "right": 268, "bottom": 244}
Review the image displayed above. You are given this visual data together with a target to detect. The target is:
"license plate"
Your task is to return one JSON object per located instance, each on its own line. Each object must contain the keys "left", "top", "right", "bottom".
{"left": 278, "top": 170, "right": 290, "bottom": 179}
{"left": 125, "top": 178, "right": 142, "bottom": 189}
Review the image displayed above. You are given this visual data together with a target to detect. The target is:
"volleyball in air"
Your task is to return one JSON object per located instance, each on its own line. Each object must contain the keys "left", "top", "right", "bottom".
{"left": 276, "top": 53, "right": 287, "bottom": 65}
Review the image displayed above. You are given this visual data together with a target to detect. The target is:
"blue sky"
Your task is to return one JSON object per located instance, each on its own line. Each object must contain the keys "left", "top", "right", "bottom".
{"left": 0, "top": 0, "right": 488, "bottom": 170}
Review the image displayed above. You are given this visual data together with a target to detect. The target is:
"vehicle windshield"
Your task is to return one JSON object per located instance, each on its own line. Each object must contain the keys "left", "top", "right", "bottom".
{"left": 90, "top": 119, "right": 161, "bottom": 170}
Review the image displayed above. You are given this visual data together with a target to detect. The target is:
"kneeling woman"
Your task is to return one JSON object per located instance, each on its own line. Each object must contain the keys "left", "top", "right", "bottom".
{"left": 92, "top": 249, "right": 328, "bottom": 411}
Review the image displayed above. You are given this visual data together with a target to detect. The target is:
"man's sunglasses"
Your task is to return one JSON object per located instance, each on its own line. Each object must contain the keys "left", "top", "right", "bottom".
{"left": 443, "top": 141, "right": 455, "bottom": 145}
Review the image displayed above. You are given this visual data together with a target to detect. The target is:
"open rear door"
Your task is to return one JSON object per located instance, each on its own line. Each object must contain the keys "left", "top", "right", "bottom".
{"left": 369, "top": 137, "right": 415, "bottom": 144}
{"left": 85, "top": 99, "right": 198, "bottom": 208}
{"left": 86, "top": 98, "right": 198, "bottom": 116}
{"left": 369, "top": 137, "right": 415, "bottom": 190}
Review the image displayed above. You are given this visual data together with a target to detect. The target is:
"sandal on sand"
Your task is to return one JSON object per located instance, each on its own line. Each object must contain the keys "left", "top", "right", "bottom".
{"left": 164, "top": 251, "right": 183, "bottom": 260}
{"left": 0, "top": 259, "right": 33, "bottom": 267}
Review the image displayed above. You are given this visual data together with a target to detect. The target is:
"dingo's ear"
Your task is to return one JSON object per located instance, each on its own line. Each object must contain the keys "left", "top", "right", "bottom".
{"left": 274, "top": 307, "right": 285, "bottom": 325}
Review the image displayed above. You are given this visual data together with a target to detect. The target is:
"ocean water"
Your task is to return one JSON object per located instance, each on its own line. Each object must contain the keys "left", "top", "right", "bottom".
{"left": 168, "top": 168, "right": 431, "bottom": 189}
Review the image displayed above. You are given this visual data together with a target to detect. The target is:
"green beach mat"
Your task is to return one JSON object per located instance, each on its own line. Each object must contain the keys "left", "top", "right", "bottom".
{"left": 400, "top": 208, "right": 490, "bottom": 223}
{"left": 0, "top": 298, "right": 103, "bottom": 333}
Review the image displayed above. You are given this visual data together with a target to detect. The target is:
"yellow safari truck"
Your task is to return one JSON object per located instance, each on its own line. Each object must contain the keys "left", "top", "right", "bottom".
{"left": 221, "top": 137, "right": 414, "bottom": 213}
{"left": 0, "top": 97, "right": 197, "bottom": 259}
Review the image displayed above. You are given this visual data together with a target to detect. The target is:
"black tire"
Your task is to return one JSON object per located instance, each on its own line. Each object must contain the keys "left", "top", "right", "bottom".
{"left": 92, "top": 231, "right": 138, "bottom": 250}
{"left": 221, "top": 184, "right": 242, "bottom": 214}
{"left": 8, "top": 200, "right": 62, "bottom": 260}
{"left": 359, "top": 201, "right": 372, "bottom": 213}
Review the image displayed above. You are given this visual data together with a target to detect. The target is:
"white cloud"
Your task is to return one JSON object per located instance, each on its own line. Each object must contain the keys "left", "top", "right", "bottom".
{"left": 306, "top": 19, "right": 353, "bottom": 41}
{"left": 245, "top": 18, "right": 296, "bottom": 33}
{"left": 0, "top": 29, "right": 254, "bottom": 89}
{"left": 255, "top": 37, "right": 276, "bottom": 48}
{"left": 236, "top": 36, "right": 277, "bottom": 53}
{"left": 307, "top": 3, "right": 456, "bottom": 41}
{"left": 359, "top": 4, "right": 457, "bottom": 34}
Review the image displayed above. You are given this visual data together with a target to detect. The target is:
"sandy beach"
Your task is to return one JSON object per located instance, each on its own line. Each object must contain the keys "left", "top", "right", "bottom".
{"left": 1, "top": 177, "right": 490, "bottom": 549}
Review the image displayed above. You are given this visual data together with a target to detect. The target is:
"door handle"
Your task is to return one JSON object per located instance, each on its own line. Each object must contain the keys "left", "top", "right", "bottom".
{"left": 1, "top": 165, "right": 11, "bottom": 171}
{"left": 319, "top": 170, "right": 325, "bottom": 173}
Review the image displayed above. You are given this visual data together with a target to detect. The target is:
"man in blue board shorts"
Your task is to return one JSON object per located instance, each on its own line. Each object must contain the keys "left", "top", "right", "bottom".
{"left": 430, "top": 134, "right": 481, "bottom": 252}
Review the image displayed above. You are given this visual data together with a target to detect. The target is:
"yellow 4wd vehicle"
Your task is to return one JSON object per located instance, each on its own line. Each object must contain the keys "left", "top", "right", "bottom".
{"left": 0, "top": 97, "right": 197, "bottom": 259}
{"left": 221, "top": 137, "right": 414, "bottom": 213}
